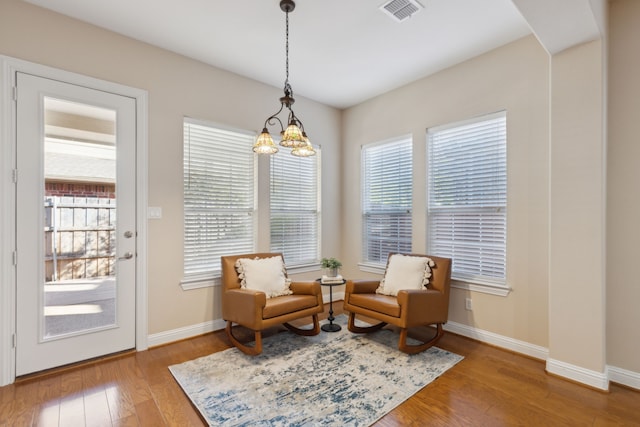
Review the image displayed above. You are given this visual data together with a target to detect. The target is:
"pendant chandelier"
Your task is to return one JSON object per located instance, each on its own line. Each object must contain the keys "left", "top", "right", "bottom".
{"left": 252, "top": 0, "right": 316, "bottom": 157}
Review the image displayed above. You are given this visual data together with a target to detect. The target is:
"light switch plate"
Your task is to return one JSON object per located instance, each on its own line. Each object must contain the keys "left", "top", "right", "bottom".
{"left": 148, "top": 207, "right": 162, "bottom": 219}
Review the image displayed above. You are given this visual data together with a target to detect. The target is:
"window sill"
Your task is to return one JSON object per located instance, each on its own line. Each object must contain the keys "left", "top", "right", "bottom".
{"left": 286, "top": 263, "right": 322, "bottom": 275}
{"left": 451, "top": 279, "right": 511, "bottom": 297}
{"left": 358, "top": 262, "right": 386, "bottom": 275}
{"left": 180, "top": 275, "right": 220, "bottom": 291}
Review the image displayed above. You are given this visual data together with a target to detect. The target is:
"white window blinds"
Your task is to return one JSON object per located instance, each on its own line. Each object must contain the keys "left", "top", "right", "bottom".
{"left": 183, "top": 119, "right": 256, "bottom": 279}
{"left": 362, "top": 137, "right": 413, "bottom": 264}
{"left": 270, "top": 148, "right": 320, "bottom": 266}
{"left": 427, "top": 112, "right": 507, "bottom": 286}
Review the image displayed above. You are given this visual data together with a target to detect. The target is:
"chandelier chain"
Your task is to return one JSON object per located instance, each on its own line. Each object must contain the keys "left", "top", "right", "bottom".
{"left": 285, "top": 9, "right": 290, "bottom": 88}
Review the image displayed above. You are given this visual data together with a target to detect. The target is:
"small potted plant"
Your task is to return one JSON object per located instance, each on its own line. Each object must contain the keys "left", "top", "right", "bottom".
{"left": 321, "top": 257, "right": 342, "bottom": 278}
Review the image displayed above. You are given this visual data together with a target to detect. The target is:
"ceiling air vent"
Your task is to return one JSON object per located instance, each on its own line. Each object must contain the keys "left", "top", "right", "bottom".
{"left": 380, "top": 0, "right": 424, "bottom": 22}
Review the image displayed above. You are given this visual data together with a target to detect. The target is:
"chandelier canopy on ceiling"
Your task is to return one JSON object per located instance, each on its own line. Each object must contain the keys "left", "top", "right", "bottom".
{"left": 252, "top": 0, "right": 316, "bottom": 157}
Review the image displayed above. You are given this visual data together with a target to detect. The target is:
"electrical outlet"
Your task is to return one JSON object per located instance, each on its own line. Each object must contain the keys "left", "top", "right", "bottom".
{"left": 465, "top": 298, "right": 473, "bottom": 311}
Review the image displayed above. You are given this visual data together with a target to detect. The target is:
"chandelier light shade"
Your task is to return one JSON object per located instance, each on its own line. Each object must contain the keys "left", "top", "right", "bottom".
{"left": 281, "top": 121, "right": 305, "bottom": 148}
{"left": 291, "top": 133, "right": 316, "bottom": 157}
{"left": 253, "top": 128, "right": 279, "bottom": 154}
{"left": 252, "top": 0, "right": 316, "bottom": 156}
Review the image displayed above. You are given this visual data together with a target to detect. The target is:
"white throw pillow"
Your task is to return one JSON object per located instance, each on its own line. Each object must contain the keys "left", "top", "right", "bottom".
{"left": 376, "top": 254, "right": 435, "bottom": 296}
{"left": 235, "top": 256, "right": 292, "bottom": 298}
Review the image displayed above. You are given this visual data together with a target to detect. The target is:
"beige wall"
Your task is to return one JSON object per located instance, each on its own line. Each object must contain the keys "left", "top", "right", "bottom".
{"left": 0, "top": 0, "right": 342, "bottom": 334}
{"left": 548, "top": 40, "right": 606, "bottom": 373}
{"left": 342, "top": 36, "right": 551, "bottom": 348}
{"left": 607, "top": 0, "right": 640, "bottom": 374}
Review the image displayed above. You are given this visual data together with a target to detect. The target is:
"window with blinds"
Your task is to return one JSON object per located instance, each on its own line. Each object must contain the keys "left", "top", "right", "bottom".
{"left": 427, "top": 111, "right": 507, "bottom": 286}
{"left": 183, "top": 119, "right": 256, "bottom": 280}
{"left": 270, "top": 148, "right": 320, "bottom": 266}
{"left": 361, "top": 137, "right": 413, "bottom": 264}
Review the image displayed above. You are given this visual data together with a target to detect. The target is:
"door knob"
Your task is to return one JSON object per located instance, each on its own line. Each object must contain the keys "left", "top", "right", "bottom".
{"left": 124, "top": 231, "right": 134, "bottom": 238}
{"left": 118, "top": 252, "right": 134, "bottom": 260}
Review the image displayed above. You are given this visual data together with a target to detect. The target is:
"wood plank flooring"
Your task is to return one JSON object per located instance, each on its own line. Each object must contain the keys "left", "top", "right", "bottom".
{"left": 1, "top": 304, "right": 638, "bottom": 426}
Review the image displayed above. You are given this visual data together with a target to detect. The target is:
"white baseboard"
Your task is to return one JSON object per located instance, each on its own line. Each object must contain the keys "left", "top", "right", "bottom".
{"left": 443, "top": 320, "right": 549, "bottom": 361}
{"left": 607, "top": 365, "right": 640, "bottom": 390}
{"left": 546, "top": 358, "right": 609, "bottom": 391}
{"left": 148, "top": 293, "right": 342, "bottom": 348}
{"left": 148, "top": 318, "right": 226, "bottom": 348}
{"left": 444, "top": 321, "right": 617, "bottom": 391}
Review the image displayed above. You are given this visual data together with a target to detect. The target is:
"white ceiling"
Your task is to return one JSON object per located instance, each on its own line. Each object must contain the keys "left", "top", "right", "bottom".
{"left": 24, "top": 0, "right": 537, "bottom": 109}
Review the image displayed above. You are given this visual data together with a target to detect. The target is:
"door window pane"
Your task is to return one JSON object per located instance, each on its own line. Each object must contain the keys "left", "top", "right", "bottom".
{"left": 43, "top": 98, "right": 117, "bottom": 339}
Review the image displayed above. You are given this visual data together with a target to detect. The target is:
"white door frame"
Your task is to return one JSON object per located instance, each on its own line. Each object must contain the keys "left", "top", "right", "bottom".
{"left": 0, "top": 55, "right": 149, "bottom": 386}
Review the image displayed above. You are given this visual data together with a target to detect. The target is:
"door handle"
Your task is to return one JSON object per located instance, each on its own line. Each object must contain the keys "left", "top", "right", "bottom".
{"left": 118, "top": 252, "right": 134, "bottom": 260}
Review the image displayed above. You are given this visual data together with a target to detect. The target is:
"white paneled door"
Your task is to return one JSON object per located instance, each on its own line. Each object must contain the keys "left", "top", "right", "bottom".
{"left": 15, "top": 72, "right": 137, "bottom": 376}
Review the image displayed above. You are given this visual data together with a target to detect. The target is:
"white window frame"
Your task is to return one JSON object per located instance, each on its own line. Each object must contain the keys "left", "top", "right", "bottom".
{"left": 181, "top": 118, "right": 257, "bottom": 290}
{"left": 269, "top": 147, "right": 321, "bottom": 272}
{"left": 360, "top": 135, "right": 413, "bottom": 271}
{"left": 427, "top": 111, "right": 509, "bottom": 296}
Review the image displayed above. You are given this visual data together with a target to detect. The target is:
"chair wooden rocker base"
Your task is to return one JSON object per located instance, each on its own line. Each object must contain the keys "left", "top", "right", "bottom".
{"left": 220, "top": 253, "right": 324, "bottom": 356}
{"left": 343, "top": 253, "right": 452, "bottom": 355}
{"left": 225, "top": 315, "right": 322, "bottom": 356}
{"left": 347, "top": 312, "right": 445, "bottom": 355}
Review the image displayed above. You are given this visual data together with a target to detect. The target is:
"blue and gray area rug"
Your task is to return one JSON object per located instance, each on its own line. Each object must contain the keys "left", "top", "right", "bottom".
{"left": 169, "top": 316, "right": 463, "bottom": 426}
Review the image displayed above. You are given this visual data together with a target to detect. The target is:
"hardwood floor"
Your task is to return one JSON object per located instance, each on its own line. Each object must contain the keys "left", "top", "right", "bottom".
{"left": 1, "top": 304, "right": 638, "bottom": 426}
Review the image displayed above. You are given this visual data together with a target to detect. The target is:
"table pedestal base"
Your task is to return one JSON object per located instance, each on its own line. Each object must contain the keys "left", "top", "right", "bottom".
{"left": 321, "top": 323, "right": 341, "bottom": 332}
{"left": 317, "top": 278, "right": 346, "bottom": 334}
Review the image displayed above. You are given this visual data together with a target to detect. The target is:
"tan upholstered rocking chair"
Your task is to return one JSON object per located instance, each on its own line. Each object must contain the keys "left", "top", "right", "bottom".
{"left": 220, "top": 253, "right": 324, "bottom": 355}
{"left": 343, "top": 253, "right": 452, "bottom": 354}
